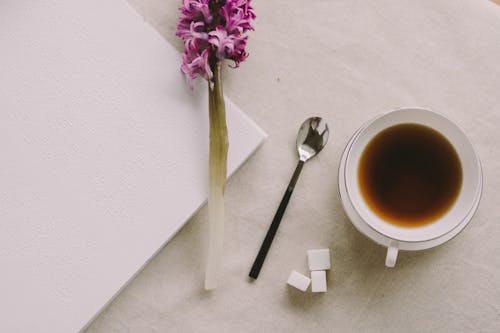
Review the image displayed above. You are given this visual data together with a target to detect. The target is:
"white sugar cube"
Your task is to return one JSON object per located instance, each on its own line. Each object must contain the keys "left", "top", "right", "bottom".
{"left": 307, "top": 249, "right": 331, "bottom": 271}
{"left": 311, "top": 270, "right": 327, "bottom": 292}
{"left": 287, "top": 270, "right": 311, "bottom": 292}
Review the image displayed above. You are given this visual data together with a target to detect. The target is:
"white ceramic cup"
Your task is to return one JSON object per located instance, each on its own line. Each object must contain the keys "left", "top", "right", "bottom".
{"left": 343, "top": 108, "right": 482, "bottom": 267}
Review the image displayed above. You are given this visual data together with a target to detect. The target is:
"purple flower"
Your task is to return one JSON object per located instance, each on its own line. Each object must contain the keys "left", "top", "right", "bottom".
{"left": 180, "top": 0, "right": 213, "bottom": 24}
{"left": 183, "top": 21, "right": 209, "bottom": 50}
{"left": 208, "top": 25, "right": 248, "bottom": 66}
{"left": 175, "top": 0, "right": 255, "bottom": 87}
{"left": 221, "top": 0, "right": 255, "bottom": 35}
{"left": 180, "top": 48, "right": 213, "bottom": 89}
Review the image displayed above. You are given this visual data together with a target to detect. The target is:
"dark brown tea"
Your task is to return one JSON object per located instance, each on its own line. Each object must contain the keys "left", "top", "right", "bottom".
{"left": 358, "top": 123, "right": 462, "bottom": 227}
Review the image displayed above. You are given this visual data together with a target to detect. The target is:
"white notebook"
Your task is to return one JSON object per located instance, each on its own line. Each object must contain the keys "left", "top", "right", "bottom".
{"left": 0, "top": 1, "right": 266, "bottom": 332}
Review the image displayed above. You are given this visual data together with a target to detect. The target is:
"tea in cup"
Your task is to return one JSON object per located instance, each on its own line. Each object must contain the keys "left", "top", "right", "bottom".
{"left": 339, "top": 108, "right": 482, "bottom": 266}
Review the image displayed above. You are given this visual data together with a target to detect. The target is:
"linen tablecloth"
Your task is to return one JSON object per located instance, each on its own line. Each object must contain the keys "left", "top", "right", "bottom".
{"left": 86, "top": 0, "right": 500, "bottom": 332}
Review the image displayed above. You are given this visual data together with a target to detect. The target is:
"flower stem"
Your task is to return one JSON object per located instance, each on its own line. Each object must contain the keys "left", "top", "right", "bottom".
{"left": 205, "top": 60, "right": 228, "bottom": 290}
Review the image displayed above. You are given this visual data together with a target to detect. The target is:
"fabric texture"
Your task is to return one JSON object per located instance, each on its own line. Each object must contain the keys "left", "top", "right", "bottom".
{"left": 86, "top": 0, "right": 500, "bottom": 332}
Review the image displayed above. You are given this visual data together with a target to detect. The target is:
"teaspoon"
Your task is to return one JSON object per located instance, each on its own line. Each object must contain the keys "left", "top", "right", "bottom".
{"left": 249, "top": 117, "right": 330, "bottom": 279}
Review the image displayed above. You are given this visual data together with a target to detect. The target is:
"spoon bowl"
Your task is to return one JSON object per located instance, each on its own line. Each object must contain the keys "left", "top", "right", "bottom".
{"left": 297, "top": 117, "right": 330, "bottom": 161}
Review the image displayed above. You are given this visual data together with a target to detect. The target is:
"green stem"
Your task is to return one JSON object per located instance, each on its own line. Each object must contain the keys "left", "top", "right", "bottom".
{"left": 205, "top": 61, "right": 228, "bottom": 290}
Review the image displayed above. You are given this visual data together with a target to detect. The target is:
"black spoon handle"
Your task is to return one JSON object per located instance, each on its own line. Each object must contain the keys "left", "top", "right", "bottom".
{"left": 249, "top": 160, "right": 305, "bottom": 279}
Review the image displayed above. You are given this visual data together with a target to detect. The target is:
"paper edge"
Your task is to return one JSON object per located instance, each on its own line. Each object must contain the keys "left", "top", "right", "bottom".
{"left": 79, "top": 113, "right": 265, "bottom": 332}
{"left": 78, "top": 5, "right": 267, "bottom": 328}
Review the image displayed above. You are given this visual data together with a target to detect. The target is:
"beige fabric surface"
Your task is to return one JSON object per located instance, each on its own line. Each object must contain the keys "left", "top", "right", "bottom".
{"left": 85, "top": 0, "right": 500, "bottom": 332}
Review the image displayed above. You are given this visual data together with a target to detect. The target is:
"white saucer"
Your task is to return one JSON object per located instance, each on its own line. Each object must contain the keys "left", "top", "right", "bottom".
{"left": 338, "top": 128, "right": 483, "bottom": 251}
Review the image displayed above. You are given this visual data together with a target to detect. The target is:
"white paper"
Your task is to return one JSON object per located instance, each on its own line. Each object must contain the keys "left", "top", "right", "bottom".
{"left": 0, "top": 1, "right": 266, "bottom": 332}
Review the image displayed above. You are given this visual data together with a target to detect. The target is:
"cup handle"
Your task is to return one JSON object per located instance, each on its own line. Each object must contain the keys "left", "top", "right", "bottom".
{"left": 385, "top": 241, "right": 399, "bottom": 268}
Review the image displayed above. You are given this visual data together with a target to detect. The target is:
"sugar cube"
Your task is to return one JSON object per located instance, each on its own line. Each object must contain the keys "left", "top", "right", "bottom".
{"left": 307, "top": 249, "right": 331, "bottom": 271}
{"left": 287, "top": 270, "right": 311, "bottom": 292}
{"left": 311, "top": 270, "right": 327, "bottom": 292}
